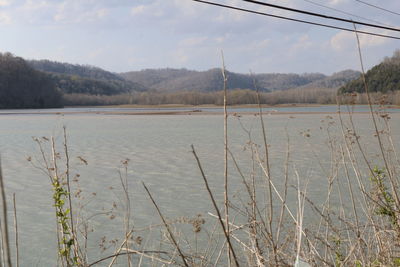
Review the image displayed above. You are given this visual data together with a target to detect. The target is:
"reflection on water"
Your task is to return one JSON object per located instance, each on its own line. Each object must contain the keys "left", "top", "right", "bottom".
{"left": 0, "top": 110, "right": 398, "bottom": 265}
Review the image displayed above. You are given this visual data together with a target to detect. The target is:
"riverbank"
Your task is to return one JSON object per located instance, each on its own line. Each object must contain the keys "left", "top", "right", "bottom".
{"left": 0, "top": 103, "right": 398, "bottom": 116}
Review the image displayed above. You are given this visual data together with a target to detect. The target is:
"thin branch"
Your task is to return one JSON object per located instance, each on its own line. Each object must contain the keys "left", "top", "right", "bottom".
{"left": 353, "top": 24, "right": 400, "bottom": 212}
{"left": 0, "top": 158, "right": 11, "bottom": 267}
{"left": 63, "top": 127, "right": 79, "bottom": 263}
{"left": 221, "top": 50, "right": 232, "bottom": 267}
{"left": 13, "top": 193, "right": 19, "bottom": 267}
{"left": 191, "top": 145, "right": 240, "bottom": 266}
{"left": 142, "top": 182, "right": 190, "bottom": 267}
{"left": 88, "top": 250, "right": 169, "bottom": 267}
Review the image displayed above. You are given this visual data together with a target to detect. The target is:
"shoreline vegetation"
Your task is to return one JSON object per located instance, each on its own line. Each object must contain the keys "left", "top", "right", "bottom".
{"left": 62, "top": 89, "right": 400, "bottom": 107}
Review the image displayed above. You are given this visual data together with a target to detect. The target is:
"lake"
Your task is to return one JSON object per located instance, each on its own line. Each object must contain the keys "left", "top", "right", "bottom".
{"left": 0, "top": 106, "right": 398, "bottom": 266}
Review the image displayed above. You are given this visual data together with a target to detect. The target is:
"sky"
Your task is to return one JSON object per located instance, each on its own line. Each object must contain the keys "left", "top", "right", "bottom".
{"left": 0, "top": 0, "right": 399, "bottom": 74}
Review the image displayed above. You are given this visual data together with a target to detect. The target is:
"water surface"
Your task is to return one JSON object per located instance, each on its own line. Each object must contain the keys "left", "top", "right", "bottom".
{"left": 0, "top": 108, "right": 398, "bottom": 265}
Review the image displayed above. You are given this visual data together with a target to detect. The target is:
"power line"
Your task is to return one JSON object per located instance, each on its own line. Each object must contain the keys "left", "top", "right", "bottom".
{"left": 242, "top": 0, "right": 400, "bottom": 32}
{"left": 355, "top": 0, "right": 400, "bottom": 17}
{"left": 191, "top": 0, "right": 400, "bottom": 40}
{"left": 302, "top": 0, "right": 396, "bottom": 28}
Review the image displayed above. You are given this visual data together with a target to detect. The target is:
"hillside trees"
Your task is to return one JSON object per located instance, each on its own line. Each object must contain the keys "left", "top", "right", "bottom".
{"left": 29, "top": 59, "right": 148, "bottom": 95}
{"left": 340, "top": 50, "right": 400, "bottom": 94}
{"left": 0, "top": 53, "right": 63, "bottom": 108}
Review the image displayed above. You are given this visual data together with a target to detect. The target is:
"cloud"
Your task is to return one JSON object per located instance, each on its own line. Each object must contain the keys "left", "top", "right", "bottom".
{"left": 87, "top": 47, "right": 105, "bottom": 60}
{"left": 53, "top": 1, "right": 111, "bottom": 24}
{"left": 0, "top": 0, "right": 11, "bottom": 7}
{"left": 242, "top": 39, "right": 271, "bottom": 51}
{"left": 0, "top": 12, "right": 11, "bottom": 24}
{"left": 21, "top": 0, "right": 50, "bottom": 11}
{"left": 179, "top": 37, "right": 208, "bottom": 47}
{"left": 213, "top": 8, "right": 247, "bottom": 23}
{"left": 172, "top": 0, "right": 202, "bottom": 16}
{"left": 1, "top": 0, "right": 398, "bottom": 74}
{"left": 329, "top": 0, "right": 348, "bottom": 5}
{"left": 131, "top": 5, "right": 146, "bottom": 16}
{"left": 330, "top": 30, "right": 390, "bottom": 52}
{"left": 172, "top": 49, "right": 189, "bottom": 65}
{"left": 290, "top": 34, "right": 312, "bottom": 51}
{"left": 129, "top": 1, "right": 172, "bottom": 20}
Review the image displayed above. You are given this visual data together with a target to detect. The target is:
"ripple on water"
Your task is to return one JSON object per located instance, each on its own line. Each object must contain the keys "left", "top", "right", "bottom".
{"left": 0, "top": 112, "right": 399, "bottom": 265}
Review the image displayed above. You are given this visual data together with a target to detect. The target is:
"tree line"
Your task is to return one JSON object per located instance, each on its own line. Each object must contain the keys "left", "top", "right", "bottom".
{"left": 63, "top": 88, "right": 400, "bottom": 106}
{"left": 0, "top": 53, "right": 63, "bottom": 108}
{"left": 340, "top": 50, "right": 400, "bottom": 94}
{"left": 1, "top": 51, "right": 399, "bottom": 109}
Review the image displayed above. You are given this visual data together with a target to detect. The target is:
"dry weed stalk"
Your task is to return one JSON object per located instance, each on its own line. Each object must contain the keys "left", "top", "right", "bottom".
{"left": 0, "top": 159, "right": 11, "bottom": 267}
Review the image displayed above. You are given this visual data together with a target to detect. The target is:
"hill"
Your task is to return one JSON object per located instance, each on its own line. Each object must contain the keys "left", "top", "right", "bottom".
{"left": 120, "top": 68, "right": 269, "bottom": 92}
{"left": 29, "top": 60, "right": 148, "bottom": 95}
{"left": 340, "top": 50, "right": 400, "bottom": 94}
{"left": 121, "top": 68, "right": 359, "bottom": 92}
{"left": 0, "top": 53, "right": 63, "bottom": 108}
{"left": 28, "top": 60, "right": 360, "bottom": 95}
{"left": 301, "top": 70, "right": 360, "bottom": 89}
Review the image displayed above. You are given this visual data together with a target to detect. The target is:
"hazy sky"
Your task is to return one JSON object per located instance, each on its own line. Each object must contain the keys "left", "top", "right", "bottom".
{"left": 0, "top": 0, "right": 399, "bottom": 74}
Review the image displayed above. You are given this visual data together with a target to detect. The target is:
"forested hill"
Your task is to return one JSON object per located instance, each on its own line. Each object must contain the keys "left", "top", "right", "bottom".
{"left": 0, "top": 53, "right": 63, "bottom": 108}
{"left": 301, "top": 70, "right": 360, "bottom": 89}
{"left": 120, "top": 68, "right": 269, "bottom": 92}
{"left": 340, "top": 50, "right": 400, "bottom": 94}
{"left": 29, "top": 60, "right": 123, "bottom": 81}
{"left": 29, "top": 60, "right": 148, "bottom": 95}
{"left": 0, "top": 52, "right": 364, "bottom": 109}
{"left": 28, "top": 60, "right": 360, "bottom": 94}
{"left": 121, "top": 68, "right": 360, "bottom": 92}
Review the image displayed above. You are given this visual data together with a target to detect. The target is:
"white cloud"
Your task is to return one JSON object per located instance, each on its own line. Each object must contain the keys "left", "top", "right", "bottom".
{"left": 289, "top": 34, "right": 313, "bottom": 53}
{"left": 129, "top": 1, "right": 168, "bottom": 20}
{"left": 0, "top": 0, "right": 398, "bottom": 74}
{"left": 172, "top": 0, "right": 201, "bottom": 16}
{"left": 329, "top": 0, "right": 347, "bottom": 5}
{"left": 52, "top": 1, "right": 111, "bottom": 24}
{"left": 170, "top": 48, "right": 189, "bottom": 65}
{"left": 131, "top": 5, "right": 146, "bottom": 16}
{"left": 330, "top": 30, "right": 390, "bottom": 52}
{"left": 359, "top": 34, "right": 389, "bottom": 48}
{"left": 246, "top": 39, "right": 271, "bottom": 51}
{"left": 214, "top": 9, "right": 247, "bottom": 23}
{"left": 0, "top": 0, "right": 11, "bottom": 7}
{"left": 87, "top": 47, "right": 104, "bottom": 60}
{"left": 95, "top": 8, "right": 108, "bottom": 19}
{"left": 0, "top": 12, "right": 11, "bottom": 24}
{"left": 179, "top": 37, "right": 208, "bottom": 47}
{"left": 215, "top": 36, "right": 224, "bottom": 44}
{"left": 22, "top": 0, "right": 50, "bottom": 11}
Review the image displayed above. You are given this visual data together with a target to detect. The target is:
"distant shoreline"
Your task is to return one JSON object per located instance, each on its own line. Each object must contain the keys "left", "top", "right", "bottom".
{"left": 0, "top": 103, "right": 398, "bottom": 116}
{"left": 95, "top": 103, "right": 326, "bottom": 109}
{"left": 87, "top": 103, "right": 400, "bottom": 109}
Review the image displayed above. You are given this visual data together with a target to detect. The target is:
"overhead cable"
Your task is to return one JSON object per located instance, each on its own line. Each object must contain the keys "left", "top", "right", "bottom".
{"left": 242, "top": 0, "right": 400, "bottom": 32}
{"left": 302, "top": 0, "right": 396, "bottom": 28}
{"left": 192, "top": 0, "right": 400, "bottom": 40}
{"left": 355, "top": 0, "right": 400, "bottom": 17}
